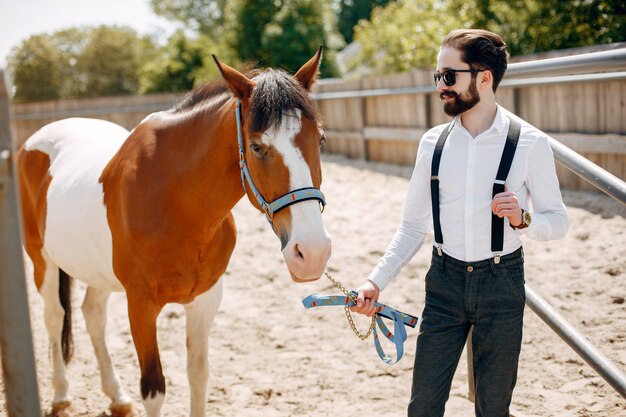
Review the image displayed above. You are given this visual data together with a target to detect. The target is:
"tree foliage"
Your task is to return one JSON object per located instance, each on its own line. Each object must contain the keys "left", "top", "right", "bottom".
{"left": 150, "top": 0, "right": 229, "bottom": 38}
{"left": 232, "top": 0, "right": 342, "bottom": 78}
{"left": 9, "top": 35, "right": 63, "bottom": 102}
{"left": 139, "top": 30, "right": 239, "bottom": 93}
{"left": 78, "top": 26, "right": 147, "bottom": 97}
{"left": 8, "top": 0, "right": 624, "bottom": 101}
{"left": 350, "top": 0, "right": 626, "bottom": 75}
{"left": 8, "top": 26, "right": 153, "bottom": 102}
{"left": 139, "top": 30, "right": 204, "bottom": 93}
{"left": 350, "top": 0, "right": 462, "bottom": 74}
{"left": 337, "top": 0, "right": 393, "bottom": 44}
{"left": 447, "top": 0, "right": 626, "bottom": 56}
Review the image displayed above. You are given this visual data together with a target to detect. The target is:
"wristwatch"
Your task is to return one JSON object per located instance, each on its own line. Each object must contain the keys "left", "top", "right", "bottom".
{"left": 511, "top": 209, "right": 531, "bottom": 230}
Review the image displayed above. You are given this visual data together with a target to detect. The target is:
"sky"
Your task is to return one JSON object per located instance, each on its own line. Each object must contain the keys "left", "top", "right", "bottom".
{"left": 0, "top": 0, "right": 176, "bottom": 66}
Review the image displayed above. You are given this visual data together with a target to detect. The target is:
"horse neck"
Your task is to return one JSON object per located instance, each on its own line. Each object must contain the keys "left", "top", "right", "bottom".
{"left": 157, "top": 99, "right": 244, "bottom": 222}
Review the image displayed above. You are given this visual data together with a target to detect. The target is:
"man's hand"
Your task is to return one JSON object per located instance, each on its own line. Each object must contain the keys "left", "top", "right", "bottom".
{"left": 349, "top": 280, "right": 381, "bottom": 317}
{"left": 492, "top": 188, "right": 522, "bottom": 227}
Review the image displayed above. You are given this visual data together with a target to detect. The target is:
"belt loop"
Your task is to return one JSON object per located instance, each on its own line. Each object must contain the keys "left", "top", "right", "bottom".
{"left": 440, "top": 251, "right": 446, "bottom": 273}
{"left": 489, "top": 257, "right": 498, "bottom": 276}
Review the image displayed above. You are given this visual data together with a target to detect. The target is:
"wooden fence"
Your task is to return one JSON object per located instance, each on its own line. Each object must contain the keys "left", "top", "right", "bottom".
{"left": 315, "top": 69, "right": 626, "bottom": 192}
{"left": 10, "top": 70, "right": 626, "bottom": 192}
{"left": 11, "top": 93, "right": 182, "bottom": 147}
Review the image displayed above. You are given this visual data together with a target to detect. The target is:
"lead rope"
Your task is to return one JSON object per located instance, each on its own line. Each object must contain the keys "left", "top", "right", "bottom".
{"left": 302, "top": 273, "right": 418, "bottom": 364}
{"left": 324, "top": 272, "right": 376, "bottom": 340}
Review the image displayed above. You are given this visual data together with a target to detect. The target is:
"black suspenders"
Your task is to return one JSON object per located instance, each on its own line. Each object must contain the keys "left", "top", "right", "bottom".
{"left": 430, "top": 117, "right": 522, "bottom": 258}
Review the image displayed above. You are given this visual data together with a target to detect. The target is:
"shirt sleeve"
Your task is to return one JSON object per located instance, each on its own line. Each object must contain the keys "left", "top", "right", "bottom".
{"left": 367, "top": 133, "right": 435, "bottom": 291}
{"left": 521, "top": 133, "right": 569, "bottom": 240}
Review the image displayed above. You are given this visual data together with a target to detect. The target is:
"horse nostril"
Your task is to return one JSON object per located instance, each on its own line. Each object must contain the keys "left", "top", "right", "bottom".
{"left": 294, "top": 244, "right": 304, "bottom": 261}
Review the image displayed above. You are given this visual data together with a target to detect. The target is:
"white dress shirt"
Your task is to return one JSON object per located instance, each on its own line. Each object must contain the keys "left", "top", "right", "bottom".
{"left": 369, "top": 105, "right": 569, "bottom": 291}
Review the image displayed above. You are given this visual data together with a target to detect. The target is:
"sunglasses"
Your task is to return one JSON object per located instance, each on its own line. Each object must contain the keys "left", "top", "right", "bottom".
{"left": 433, "top": 69, "right": 483, "bottom": 87}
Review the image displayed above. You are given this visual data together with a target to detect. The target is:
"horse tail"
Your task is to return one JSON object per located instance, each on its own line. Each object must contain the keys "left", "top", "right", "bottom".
{"left": 59, "top": 268, "right": 74, "bottom": 364}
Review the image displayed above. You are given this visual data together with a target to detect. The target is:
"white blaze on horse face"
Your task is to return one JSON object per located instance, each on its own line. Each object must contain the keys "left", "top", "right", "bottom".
{"left": 265, "top": 109, "right": 331, "bottom": 281}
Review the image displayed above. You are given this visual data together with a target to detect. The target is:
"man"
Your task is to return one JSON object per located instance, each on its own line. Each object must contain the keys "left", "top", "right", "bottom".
{"left": 350, "top": 29, "right": 568, "bottom": 417}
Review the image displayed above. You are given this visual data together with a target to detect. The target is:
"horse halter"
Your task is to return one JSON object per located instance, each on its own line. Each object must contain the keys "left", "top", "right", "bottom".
{"left": 235, "top": 99, "right": 326, "bottom": 223}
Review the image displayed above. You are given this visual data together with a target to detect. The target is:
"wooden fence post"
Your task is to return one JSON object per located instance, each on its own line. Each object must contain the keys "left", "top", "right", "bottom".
{"left": 0, "top": 69, "right": 42, "bottom": 416}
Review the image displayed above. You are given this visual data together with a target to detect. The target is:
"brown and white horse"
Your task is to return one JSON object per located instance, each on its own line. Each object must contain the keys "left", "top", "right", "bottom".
{"left": 17, "top": 49, "right": 331, "bottom": 417}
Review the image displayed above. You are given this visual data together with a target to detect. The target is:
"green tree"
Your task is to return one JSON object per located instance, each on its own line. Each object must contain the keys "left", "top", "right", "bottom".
{"left": 232, "top": 0, "right": 342, "bottom": 77}
{"left": 520, "top": 0, "right": 625, "bottom": 54}
{"left": 140, "top": 30, "right": 205, "bottom": 93}
{"left": 49, "top": 28, "right": 88, "bottom": 98}
{"left": 350, "top": 0, "right": 463, "bottom": 74}
{"left": 338, "top": 0, "right": 393, "bottom": 44}
{"left": 78, "top": 26, "right": 146, "bottom": 97}
{"left": 447, "top": 0, "right": 626, "bottom": 56}
{"left": 233, "top": 0, "right": 280, "bottom": 67}
{"left": 351, "top": 0, "right": 626, "bottom": 75}
{"left": 8, "top": 35, "right": 63, "bottom": 102}
{"left": 8, "top": 26, "right": 154, "bottom": 101}
{"left": 150, "top": 0, "right": 230, "bottom": 38}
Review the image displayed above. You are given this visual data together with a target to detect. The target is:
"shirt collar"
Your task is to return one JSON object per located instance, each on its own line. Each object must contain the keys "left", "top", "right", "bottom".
{"left": 450, "top": 104, "right": 508, "bottom": 136}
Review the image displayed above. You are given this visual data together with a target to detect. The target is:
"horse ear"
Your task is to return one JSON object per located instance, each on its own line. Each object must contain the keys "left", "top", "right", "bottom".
{"left": 294, "top": 45, "right": 323, "bottom": 92}
{"left": 212, "top": 55, "right": 254, "bottom": 99}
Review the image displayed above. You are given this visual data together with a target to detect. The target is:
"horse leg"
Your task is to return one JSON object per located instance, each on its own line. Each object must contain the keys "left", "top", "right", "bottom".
{"left": 126, "top": 293, "right": 165, "bottom": 417}
{"left": 183, "top": 278, "right": 224, "bottom": 417}
{"left": 81, "top": 286, "right": 135, "bottom": 416}
{"left": 38, "top": 252, "right": 72, "bottom": 415}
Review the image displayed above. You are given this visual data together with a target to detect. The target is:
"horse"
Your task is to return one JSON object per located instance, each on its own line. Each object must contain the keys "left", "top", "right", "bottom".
{"left": 17, "top": 47, "right": 331, "bottom": 417}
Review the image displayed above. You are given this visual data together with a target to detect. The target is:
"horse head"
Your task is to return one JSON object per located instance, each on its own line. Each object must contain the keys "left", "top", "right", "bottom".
{"left": 213, "top": 48, "right": 331, "bottom": 282}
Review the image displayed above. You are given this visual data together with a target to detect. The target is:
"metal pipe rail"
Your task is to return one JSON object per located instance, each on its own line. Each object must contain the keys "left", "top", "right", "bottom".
{"left": 311, "top": 70, "right": 626, "bottom": 101}
{"left": 549, "top": 135, "right": 626, "bottom": 205}
{"left": 506, "top": 48, "right": 626, "bottom": 78}
{"left": 525, "top": 285, "right": 626, "bottom": 398}
{"left": 0, "top": 69, "right": 42, "bottom": 416}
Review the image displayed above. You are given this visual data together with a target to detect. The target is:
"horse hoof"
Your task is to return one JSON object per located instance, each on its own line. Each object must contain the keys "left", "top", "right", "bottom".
{"left": 110, "top": 403, "right": 138, "bottom": 417}
{"left": 51, "top": 400, "right": 72, "bottom": 417}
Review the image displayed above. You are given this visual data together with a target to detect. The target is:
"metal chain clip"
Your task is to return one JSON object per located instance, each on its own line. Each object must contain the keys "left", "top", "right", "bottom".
{"left": 324, "top": 272, "right": 376, "bottom": 340}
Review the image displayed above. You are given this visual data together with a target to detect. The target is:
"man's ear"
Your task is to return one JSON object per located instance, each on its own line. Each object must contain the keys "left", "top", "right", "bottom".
{"left": 480, "top": 69, "right": 493, "bottom": 90}
{"left": 294, "top": 46, "right": 323, "bottom": 92}
{"left": 212, "top": 55, "right": 255, "bottom": 99}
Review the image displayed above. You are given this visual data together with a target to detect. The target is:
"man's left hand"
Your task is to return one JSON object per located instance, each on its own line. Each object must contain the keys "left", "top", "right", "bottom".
{"left": 492, "top": 190, "right": 522, "bottom": 227}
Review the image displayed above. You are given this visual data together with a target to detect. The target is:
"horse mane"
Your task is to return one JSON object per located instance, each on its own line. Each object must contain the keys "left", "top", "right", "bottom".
{"left": 172, "top": 80, "right": 231, "bottom": 113}
{"left": 172, "top": 68, "right": 319, "bottom": 132}
{"left": 249, "top": 68, "right": 319, "bottom": 132}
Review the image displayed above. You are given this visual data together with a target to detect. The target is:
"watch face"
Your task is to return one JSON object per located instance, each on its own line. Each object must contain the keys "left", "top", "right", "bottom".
{"left": 523, "top": 211, "right": 532, "bottom": 225}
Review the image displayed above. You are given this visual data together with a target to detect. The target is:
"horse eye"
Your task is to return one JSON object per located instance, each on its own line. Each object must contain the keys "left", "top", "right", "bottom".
{"left": 250, "top": 142, "right": 262, "bottom": 153}
{"left": 320, "top": 134, "right": 327, "bottom": 147}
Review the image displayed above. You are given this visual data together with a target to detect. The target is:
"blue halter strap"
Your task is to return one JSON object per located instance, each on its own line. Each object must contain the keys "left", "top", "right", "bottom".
{"left": 235, "top": 99, "right": 326, "bottom": 223}
{"left": 302, "top": 291, "right": 418, "bottom": 364}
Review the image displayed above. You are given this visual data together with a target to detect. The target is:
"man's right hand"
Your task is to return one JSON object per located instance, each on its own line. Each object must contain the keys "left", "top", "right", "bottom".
{"left": 349, "top": 280, "right": 381, "bottom": 317}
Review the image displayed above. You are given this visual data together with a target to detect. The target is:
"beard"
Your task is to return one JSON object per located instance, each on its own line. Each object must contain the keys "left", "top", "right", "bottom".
{"left": 441, "top": 80, "right": 480, "bottom": 116}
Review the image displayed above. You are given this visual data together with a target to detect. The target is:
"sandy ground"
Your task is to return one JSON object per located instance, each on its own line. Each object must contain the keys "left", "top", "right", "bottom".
{"left": 1, "top": 154, "right": 625, "bottom": 417}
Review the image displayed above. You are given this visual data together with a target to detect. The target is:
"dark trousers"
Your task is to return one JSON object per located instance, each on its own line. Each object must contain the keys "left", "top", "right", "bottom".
{"left": 408, "top": 247, "right": 525, "bottom": 417}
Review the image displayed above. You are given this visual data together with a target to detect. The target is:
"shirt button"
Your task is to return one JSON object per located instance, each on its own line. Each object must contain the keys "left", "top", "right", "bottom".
{"left": 467, "top": 266, "right": 474, "bottom": 272}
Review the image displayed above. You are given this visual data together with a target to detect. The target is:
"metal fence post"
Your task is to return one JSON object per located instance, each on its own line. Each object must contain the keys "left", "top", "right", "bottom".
{"left": 0, "top": 69, "right": 42, "bottom": 416}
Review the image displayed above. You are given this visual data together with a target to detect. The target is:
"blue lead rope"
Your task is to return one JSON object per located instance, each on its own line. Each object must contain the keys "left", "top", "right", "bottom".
{"left": 302, "top": 291, "right": 418, "bottom": 365}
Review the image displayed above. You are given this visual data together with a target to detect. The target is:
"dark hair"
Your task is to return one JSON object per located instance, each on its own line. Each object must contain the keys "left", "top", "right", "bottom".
{"left": 249, "top": 68, "right": 318, "bottom": 133}
{"left": 172, "top": 68, "right": 318, "bottom": 132}
{"left": 442, "top": 29, "right": 509, "bottom": 92}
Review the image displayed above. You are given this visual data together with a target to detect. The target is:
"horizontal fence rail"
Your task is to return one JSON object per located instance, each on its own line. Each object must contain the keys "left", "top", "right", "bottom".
{"left": 311, "top": 71, "right": 626, "bottom": 100}
{"left": 10, "top": 101, "right": 178, "bottom": 121}
{"left": 506, "top": 48, "right": 626, "bottom": 78}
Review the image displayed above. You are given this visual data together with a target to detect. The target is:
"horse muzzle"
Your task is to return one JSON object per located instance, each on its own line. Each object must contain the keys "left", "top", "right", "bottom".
{"left": 282, "top": 235, "right": 332, "bottom": 282}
